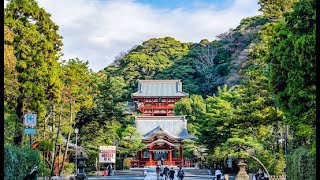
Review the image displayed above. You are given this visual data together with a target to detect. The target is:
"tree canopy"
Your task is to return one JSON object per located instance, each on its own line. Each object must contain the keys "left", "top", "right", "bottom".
{"left": 4, "top": 0, "right": 315, "bottom": 177}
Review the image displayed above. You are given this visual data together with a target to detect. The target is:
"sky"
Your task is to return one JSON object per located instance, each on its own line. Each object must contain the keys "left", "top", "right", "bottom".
{"left": 5, "top": 0, "right": 261, "bottom": 72}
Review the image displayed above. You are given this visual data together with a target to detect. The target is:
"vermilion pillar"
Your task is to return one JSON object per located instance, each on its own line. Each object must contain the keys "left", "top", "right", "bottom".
{"left": 180, "top": 146, "right": 184, "bottom": 167}
{"left": 168, "top": 150, "right": 172, "bottom": 165}
{"left": 149, "top": 150, "right": 153, "bottom": 166}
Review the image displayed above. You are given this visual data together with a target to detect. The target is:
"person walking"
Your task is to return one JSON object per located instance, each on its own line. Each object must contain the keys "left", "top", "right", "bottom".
{"left": 156, "top": 165, "right": 161, "bottom": 180}
{"left": 177, "top": 166, "right": 185, "bottom": 180}
{"left": 103, "top": 167, "right": 107, "bottom": 176}
{"left": 213, "top": 170, "right": 225, "bottom": 180}
{"left": 168, "top": 167, "right": 175, "bottom": 180}
{"left": 252, "top": 167, "right": 269, "bottom": 180}
{"left": 161, "top": 158, "right": 165, "bottom": 166}
{"left": 107, "top": 164, "right": 113, "bottom": 176}
{"left": 163, "top": 166, "right": 170, "bottom": 180}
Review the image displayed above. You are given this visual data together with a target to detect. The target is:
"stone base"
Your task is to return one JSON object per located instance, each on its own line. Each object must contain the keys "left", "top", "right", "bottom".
{"left": 235, "top": 172, "right": 249, "bottom": 180}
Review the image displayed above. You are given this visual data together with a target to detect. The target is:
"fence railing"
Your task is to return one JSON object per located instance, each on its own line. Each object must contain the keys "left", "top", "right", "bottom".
{"left": 269, "top": 175, "right": 286, "bottom": 180}
{"left": 249, "top": 174, "right": 286, "bottom": 180}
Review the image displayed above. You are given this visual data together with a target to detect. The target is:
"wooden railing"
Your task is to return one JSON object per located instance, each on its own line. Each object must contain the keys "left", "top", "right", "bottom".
{"left": 138, "top": 105, "right": 174, "bottom": 110}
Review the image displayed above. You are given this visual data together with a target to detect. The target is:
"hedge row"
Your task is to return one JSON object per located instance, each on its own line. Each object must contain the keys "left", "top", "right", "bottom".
{"left": 4, "top": 145, "right": 40, "bottom": 180}
{"left": 287, "top": 147, "right": 316, "bottom": 180}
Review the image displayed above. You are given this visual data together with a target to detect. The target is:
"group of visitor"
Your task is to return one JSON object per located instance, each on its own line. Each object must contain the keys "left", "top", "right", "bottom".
{"left": 103, "top": 164, "right": 113, "bottom": 176}
{"left": 156, "top": 165, "right": 185, "bottom": 180}
{"left": 212, "top": 167, "right": 269, "bottom": 180}
{"left": 252, "top": 168, "right": 269, "bottom": 180}
{"left": 156, "top": 166, "right": 184, "bottom": 180}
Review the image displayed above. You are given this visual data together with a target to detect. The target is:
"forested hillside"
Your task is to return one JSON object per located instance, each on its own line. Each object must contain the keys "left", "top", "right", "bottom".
{"left": 4, "top": 0, "right": 315, "bottom": 179}
{"left": 103, "top": 15, "right": 268, "bottom": 97}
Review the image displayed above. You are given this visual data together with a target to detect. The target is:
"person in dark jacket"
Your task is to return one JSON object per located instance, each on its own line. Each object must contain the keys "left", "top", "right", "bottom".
{"left": 252, "top": 168, "right": 269, "bottom": 180}
{"left": 168, "top": 167, "right": 175, "bottom": 180}
{"left": 163, "top": 166, "right": 170, "bottom": 180}
{"left": 107, "top": 164, "right": 112, "bottom": 176}
{"left": 156, "top": 165, "right": 161, "bottom": 180}
{"left": 177, "top": 166, "right": 185, "bottom": 180}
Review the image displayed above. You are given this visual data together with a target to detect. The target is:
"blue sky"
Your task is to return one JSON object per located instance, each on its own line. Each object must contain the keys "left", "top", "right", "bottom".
{"left": 135, "top": 0, "right": 234, "bottom": 10}
{"left": 5, "top": 0, "right": 261, "bottom": 72}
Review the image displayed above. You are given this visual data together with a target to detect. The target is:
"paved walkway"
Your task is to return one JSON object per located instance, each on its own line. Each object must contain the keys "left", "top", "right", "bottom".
{"left": 88, "top": 175, "right": 215, "bottom": 180}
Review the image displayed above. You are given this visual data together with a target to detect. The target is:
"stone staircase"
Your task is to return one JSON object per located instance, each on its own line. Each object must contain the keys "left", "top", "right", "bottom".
{"left": 114, "top": 169, "right": 145, "bottom": 176}
{"left": 183, "top": 168, "right": 211, "bottom": 176}
{"left": 113, "top": 168, "right": 211, "bottom": 176}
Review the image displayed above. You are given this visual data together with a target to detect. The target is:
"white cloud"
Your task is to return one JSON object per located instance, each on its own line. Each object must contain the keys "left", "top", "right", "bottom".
{"left": 5, "top": 0, "right": 261, "bottom": 72}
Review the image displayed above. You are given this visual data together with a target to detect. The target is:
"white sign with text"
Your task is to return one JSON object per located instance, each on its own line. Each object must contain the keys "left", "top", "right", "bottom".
{"left": 99, "top": 146, "right": 116, "bottom": 163}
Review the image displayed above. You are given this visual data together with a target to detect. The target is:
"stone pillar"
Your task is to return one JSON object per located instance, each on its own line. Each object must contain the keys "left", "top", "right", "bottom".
{"left": 235, "top": 159, "right": 249, "bottom": 180}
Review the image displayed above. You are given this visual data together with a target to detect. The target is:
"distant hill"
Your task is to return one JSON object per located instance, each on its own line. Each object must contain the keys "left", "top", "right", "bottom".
{"left": 102, "top": 15, "right": 268, "bottom": 97}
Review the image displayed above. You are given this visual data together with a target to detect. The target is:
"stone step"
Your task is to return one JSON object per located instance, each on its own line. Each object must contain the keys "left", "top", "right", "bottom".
{"left": 183, "top": 169, "right": 210, "bottom": 175}
{"left": 116, "top": 167, "right": 211, "bottom": 176}
{"left": 114, "top": 170, "right": 145, "bottom": 175}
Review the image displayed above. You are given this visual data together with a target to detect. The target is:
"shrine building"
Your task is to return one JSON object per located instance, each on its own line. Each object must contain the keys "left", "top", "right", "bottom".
{"left": 130, "top": 80, "right": 194, "bottom": 167}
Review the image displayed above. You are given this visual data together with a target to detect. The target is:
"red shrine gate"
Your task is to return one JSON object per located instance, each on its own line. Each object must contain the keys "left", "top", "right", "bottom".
{"left": 130, "top": 80, "right": 194, "bottom": 167}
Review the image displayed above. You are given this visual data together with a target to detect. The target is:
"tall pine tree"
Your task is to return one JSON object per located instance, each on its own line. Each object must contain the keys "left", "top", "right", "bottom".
{"left": 5, "top": 0, "right": 63, "bottom": 146}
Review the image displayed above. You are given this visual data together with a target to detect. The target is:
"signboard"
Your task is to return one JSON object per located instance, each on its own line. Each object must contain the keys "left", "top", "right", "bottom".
{"left": 24, "top": 128, "right": 37, "bottom": 135}
{"left": 24, "top": 113, "right": 37, "bottom": 135}
{"left": 99, "top": 146, "right": 116, "bottom": 163}
{"left": 24, "top": 113, "right": 37, "bottom": 128}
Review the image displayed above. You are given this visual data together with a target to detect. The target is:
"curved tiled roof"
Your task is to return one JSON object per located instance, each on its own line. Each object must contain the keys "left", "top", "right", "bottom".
{"left": 132, "top": 80, "right": 188, "bottom": 97}
{"left": 143, "top": 126, "right": 180, "bottom": 139}
{"left": 135, "top": 116, "right": 195, "bottom": 140}
{"left": 145, "top": 139, "right": 180, "bottom": 147}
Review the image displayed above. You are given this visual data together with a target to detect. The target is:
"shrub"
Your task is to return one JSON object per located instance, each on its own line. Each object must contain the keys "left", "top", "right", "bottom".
{"left": 287, "top": 147, "right": 315, "bottom": 180}
{"left": 63, "top": 162, "right": 75, "bottom": 175}
{"left": 39, "top": 158, "right": 51, "bottom": 177}
{"left": 123, "top": 158, "right": 131, "bottom": 169}
{"left": 115, "top": 157, "right": 123, "bottom": 170}
{"left": 4, "top": 145, "right": 40, "bottom": 180}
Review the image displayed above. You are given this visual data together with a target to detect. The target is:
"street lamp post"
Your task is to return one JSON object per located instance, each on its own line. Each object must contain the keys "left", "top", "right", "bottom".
{"left": 284, "top": 125, "right": 288, "bottom": 180}
{"left": 75, "top": 128, "right": 79, "bottom": 175}
{"left": 277, "top": 124, "right": 288, "bottom": 180}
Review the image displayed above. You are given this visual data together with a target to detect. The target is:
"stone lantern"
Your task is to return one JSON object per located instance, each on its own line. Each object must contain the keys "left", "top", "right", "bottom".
{"left": 76, "top": 152, "right": 87, "bottom": 180}
{"left": 235, "top": 158, "right": 249, "bottom": 180}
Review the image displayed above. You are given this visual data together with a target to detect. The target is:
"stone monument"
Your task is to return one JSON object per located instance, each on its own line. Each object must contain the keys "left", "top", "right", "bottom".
{"left": 235, "top": 158, "right": 249, "bottom": 180}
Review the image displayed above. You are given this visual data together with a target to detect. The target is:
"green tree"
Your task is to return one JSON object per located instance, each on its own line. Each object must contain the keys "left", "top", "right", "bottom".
{"left": 80, "top": 120, "right": 121, "bottom": 165}
{"left": 4, "top": 25, "right": 18, "bottom": 109}
{"left": 4, "top": 25, "right": 18, "bottom": 145}
{"left": 4, "top": 103, "right": 18, "bottom": 145}
{"left": 119, "top": 125, "right": 145, "bottom": 158}
{"left": 174, "top": 95, "right": 206, "bottom": 135}
{"left": 266, "top": 0, "right": 316, "bottom": 151}
{"left": 106, "top": 37, "right": 191, "bottom": 97}
{"left": 75, "top": 72, "right": 128, "bottom": 128}
{"left": 199, "top": 85, "right": 240, "bottom": 151}
{"left": 5, "top": 0, "right": 63, "bottom": 146}
{"left": 57, "top": 59, "right": 96, "bottom": 174}
{"left": 258, "top": 0, "right": 297, "bottom": 21}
